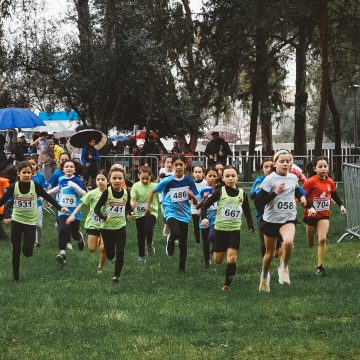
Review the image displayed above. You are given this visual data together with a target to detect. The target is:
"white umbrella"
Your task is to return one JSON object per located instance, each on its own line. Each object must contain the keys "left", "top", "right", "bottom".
{"left": 203, "top": 124, "right": 240, "bottom": 144}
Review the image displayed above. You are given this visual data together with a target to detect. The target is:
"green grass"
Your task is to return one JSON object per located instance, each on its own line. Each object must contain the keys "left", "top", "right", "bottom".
{"left": 0, "top": 187, "right": 359, "bottom": 360}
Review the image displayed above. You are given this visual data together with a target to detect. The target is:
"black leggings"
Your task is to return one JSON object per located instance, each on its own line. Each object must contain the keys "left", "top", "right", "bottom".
{"left": 11, "top": 221, "right": 36, "bottom": 280}
{"left": 192, "top": 214, "right": 200, "bottom": 243}
{"left": 168, "top": 218, "right": 188, "bottom": 271}
{"left": 58, "top": 215, "right": 82, "bottom": 251}
{"left": 101, "top": 227, "right": 126, "bottom": 277}
{"left": 135, "top": 215, "right": 156, "bottom": 257}
{"left": 201, "top": 226, "right": 215, "bottom": 264}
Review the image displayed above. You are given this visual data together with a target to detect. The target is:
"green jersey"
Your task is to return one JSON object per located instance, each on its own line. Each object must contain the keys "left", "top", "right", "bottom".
{"left": 215, "top": 186, "right": 244, "bottom": 231}
{"left": 13, "top": 181, "right": 38, "bottom": 226}
{"left": 101, "top": 187, "right": 127, "bottom": 230}
{"left": 130, "top": 181, "right": 159, "bottom": 218}
{"left": 81, "top": 188, "right": 103, "bottom": 230}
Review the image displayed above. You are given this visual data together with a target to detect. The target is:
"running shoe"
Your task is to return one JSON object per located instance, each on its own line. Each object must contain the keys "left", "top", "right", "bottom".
{"left": 34, "top": 242, "right": 41, "bottom": 248}
{"left": 66, "top": 242, "right": 73, "bottom": 250}
{"left": 221, "top": 285, "right": 231, "bottom": 291}
{"left": 77, "top": 233, "right": 85, "bottom": 251}
{"left": 315, "top": 265, "right": 326, "bottom": 276}
{"left": 147, "top": 243, "right": 155, "bottom": 257}
{"left": 56, "top": 253, "right": 66, "bottom": 264}
{"left": 259, "top": 271, "right": 270, "bottom": 292}
{"left": 278, "top": 264, "right": 290, "bottom": 285}
{"left": 97, "top": 267, "right": 103, "bottom": 274}
{"left": 138, "top": 256, "right": 146, "bottom": 263}
{"left": 165, "top": 234, "right": 174, "bottom": 257}
{"left": 112, "top": 276, "right": 119, "bottom": 284}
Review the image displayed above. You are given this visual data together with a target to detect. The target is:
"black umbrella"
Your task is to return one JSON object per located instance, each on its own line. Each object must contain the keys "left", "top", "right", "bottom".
{"left": 69, "top": 129, "right": 107, "bottom": 150}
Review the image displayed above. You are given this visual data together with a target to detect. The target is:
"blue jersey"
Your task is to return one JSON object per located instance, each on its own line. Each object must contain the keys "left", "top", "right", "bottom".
{"left": 155, "top": 175, "right": 198, "bottom": 223}
{"left": 49, "top": 169, "right": 63, "bottom": 188}
{"left": 57, "top": 176, "right": 86, "bottom": 220}
{"left": 32, "top": 172, "right": 48, "bottom": 207}
{"left": 251, "top": 175, "right": 265, "bottom": 220}
{"left": 198, "top": 186, "right": 217, "bottom": 229}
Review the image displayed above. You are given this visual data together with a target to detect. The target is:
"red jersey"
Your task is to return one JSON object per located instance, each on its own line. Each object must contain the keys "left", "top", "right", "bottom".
{"left": 303, "top": 175, "right": 336, "bottom": 219}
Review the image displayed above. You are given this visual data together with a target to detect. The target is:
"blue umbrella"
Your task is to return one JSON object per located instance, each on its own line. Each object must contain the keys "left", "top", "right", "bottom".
{"left": 109, "top": 134, "right": 130, "bottom": 142}
{"left": 0, "top": 107, "right": 46, "bottom": 129}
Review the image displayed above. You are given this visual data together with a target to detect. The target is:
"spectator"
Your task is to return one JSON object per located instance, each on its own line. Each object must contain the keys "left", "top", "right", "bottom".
{"left": 204, "top": 131, "right": 231, "bottom": 167}
{"left": 53, "top": 138, "right": 65, "bottom": 162}
{"left": 12, "top": 132, "right": 28, "bottom": 162}
{"left": 38, "top": 139, "right": 57, "bottom": 181}
{"left": 141, "top": 136, "right": 160, "bottom": 175}
{"left": 0, "top": 135, "right": 10, "bottom": 171}
{"left": 81, "top": 138, "right": 100, "bottom": 188}
{"left": 171, "top": 140, "right": 182, "bottom": 155}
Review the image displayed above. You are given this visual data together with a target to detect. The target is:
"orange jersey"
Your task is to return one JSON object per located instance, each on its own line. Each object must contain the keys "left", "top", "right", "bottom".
{"left": 303, "top": 175, "right": 336, "bottom": 218}
{"left": 0, "top": 177, "right": 10, "bottom": 215}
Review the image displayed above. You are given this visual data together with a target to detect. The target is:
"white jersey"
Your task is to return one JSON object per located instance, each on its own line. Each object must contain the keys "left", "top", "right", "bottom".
{"left": 260, "top": 172, "right": 299, "bottom": 224}
{"left": 191, "top": 179, "right": 207, "bottom": 215}
{"left": 158, "top": 169, "right": 174, "bottom": 204}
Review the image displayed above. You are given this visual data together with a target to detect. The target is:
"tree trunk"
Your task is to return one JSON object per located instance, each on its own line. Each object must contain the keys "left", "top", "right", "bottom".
{"left": 314, "top": 0, "right": 329, "bottom": 156}
{"left": 294, "top": 19, "right": 308, "bottom": 156}
{"left": 328, "top": 81, "right": 342, "bottom": 180}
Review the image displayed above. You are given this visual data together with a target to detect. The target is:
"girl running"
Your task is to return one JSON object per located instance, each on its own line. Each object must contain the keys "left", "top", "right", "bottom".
{"left": 130, "top": 166, "right": 159, "bottom": 263}
{"left": 94, "top": 168, "right": 129, "bottom": 284}
{"left": 303, "top": 156, "right": 346, "bottom": 275}
{"left": 48, "top": 152, "right": 70, "bottom": 188}
{"left": 256, "top": 150, "right": 311, "bottom": 292}
{"left": 191, "top": 166, "right": 206, "bottom": 244}
{"left": 66, "top": 170, "right": 108, "bottom": 273}
{"left": 146, "top": 154, "right": 198, "bottom": 272}
{"left": 0, "top": 161, "right": 67, "bottom": 281}
{"left": 200, "top": 165, "right": 254, "bottom": 290}
{"left": 28, "top": 157, "right": 48, "bottom": 247}
{"left": 196, "top": 167, "right": 218, "bottom": 267}
{"left": 250, "top": 158, "right": 274, "bottom": 258}
{"left": 48, "top": 160, "right": 87, "bottom": 265}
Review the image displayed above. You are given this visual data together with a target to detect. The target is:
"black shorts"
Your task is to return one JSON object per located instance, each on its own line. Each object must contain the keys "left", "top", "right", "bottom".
{"left": 86, "top": 228, "right": 101, "bottom": 236}
{"left": 213, "top": 229, "right": 240, "bottom": 252}
{"left": 259, "top": 219, "right": 296, "bottom": 238}
{"left": 303, "top": 217, "right": 330, "bottom": 227}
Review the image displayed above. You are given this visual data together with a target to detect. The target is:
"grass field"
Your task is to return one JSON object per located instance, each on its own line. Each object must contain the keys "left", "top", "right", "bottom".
{"left": 0, "top": 187, "right": 359, "bottom": 360}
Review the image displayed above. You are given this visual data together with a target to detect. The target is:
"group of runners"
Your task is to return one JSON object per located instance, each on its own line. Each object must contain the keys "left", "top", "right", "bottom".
{"left": 0, "top": 148, "right": 346, "bottom": 292}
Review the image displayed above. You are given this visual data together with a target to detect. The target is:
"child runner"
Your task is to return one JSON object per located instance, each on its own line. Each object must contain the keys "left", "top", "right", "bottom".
{"left": 200, "top": 165, "right": 254, "bottom": 290}
{"left": 146, "top": 154, "right": 198, "bottom": 272}
{"left": 0, "top": 161, "right": 67, "bottom": 281}
{"left": 94, "top": 168, "right": 129, "bottom": 284}
{"left": 196, "top": 167, "right": 218, "bottom": 267}
{"left": 191, "top": 166, "right": 206, "bottom": 244}
{"left": 130, "top": 166, "right": 159, "bottom": 263}
{"left": 303, "top": 156, "right": 346, "bottom": 275}
{"left": 48, "top": 152, "right": 71, "bottom": 188}
{"left": 66, "top": 170, "right": 108, "bottom": 273}
{"left": 158, "top": 155, "right": 173, "bottom": 236}
{"left": 48, "top": 160, "right": 87, "bottom": 264}
{"left": 28, "top": 157, "right": 48, "bottom": 247}
{"left": 256, "top": 150, "right": 310, "bottom": 292}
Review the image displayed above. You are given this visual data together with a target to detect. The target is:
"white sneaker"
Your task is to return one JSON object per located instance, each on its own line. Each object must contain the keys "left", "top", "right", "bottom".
{"left": 259, "top": 271, "right": 270, "bottom": 292}
{"left": 162, "top": 224, "right": 170, "bottom": 236}
{"left": 138, "top": 256, "right": 146, "bottom": 263}
{"left": 66, "top": 243, "right": 73, "bottom": 250}
{"left": 278, "top": 264, "right": 291, "bottom": 285}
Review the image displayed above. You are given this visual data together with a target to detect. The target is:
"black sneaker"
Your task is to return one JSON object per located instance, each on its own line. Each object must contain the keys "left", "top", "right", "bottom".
{"left": 77, "top": 235, "right": 85, "bottom": 251}
{"left": 165, "top": 234, "right": 174, "bottom": 257}
{"left": 315, "top": 265, "right": 326, "bottom": 276}
{"left": 56, "top": 253, "right": 66, "bottom": 264}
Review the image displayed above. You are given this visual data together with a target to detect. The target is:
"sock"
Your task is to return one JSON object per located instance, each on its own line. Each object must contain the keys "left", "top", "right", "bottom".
{"left": 225, "top": 263, "right": 236, "bottom": 286}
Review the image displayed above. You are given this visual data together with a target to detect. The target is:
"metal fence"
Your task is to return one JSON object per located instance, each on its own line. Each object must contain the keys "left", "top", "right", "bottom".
{"left": 337, "top": 164, "right": 360, "bottom": 257}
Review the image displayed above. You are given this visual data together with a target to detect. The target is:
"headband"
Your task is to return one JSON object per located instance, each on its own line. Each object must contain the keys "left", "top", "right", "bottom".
{"left": 273, "top": 150, "right": 290, "bottom": 162}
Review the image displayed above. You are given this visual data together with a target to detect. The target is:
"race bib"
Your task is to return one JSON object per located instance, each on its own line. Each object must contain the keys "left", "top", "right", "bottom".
{"left": 106, "top": 202, "right": 125, "bottom": 216}
{"left": 60, "top": 194, "right": 77, "bottom": 207}
{"left": 92, "top": 213, "right": 101, "bottom": 224}
{"left": 15, "top": 196, "right": 35, "bottom": 210}
{"left": 169, "top": 186, "right": 189, "bottom": 203}
{"left": 135, "top": 202, "right": 146, "bottom": 214}
{"left": 273, "top": 197, "right": 295, "bottom": 211}
{"left": 313, "top": 196, "right": 330, "bottom": 212}
{"left": 220, "top": 204, "right": 242, "bottom": 220}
